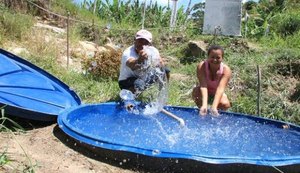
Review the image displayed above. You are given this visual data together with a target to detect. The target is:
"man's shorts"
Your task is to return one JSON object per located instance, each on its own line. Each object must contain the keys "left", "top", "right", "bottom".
{"left": 118, "top": 67, "right": 170, "bottom": 90}
{"left": 118, "top": 77, "right": 137, "bottom": 90}
{"left": 119, "top": 77, "right": 151, "bottom": 92}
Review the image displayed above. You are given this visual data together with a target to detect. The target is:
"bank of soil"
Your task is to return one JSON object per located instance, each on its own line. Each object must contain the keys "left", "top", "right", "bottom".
{"left": 0, "top": 120, "right": 138, "bottom": 173}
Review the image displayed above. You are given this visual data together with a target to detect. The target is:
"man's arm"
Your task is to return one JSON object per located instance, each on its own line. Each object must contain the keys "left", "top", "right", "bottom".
{"left": 126, "top": 57, "right": 142, "bottom": 70}
{"left": 126, "top": 49, "right": 148, "bottom": 70}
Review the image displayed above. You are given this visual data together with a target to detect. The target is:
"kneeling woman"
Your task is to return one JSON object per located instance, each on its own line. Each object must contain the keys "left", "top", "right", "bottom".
{"left": 192, "top": 45, "right": 231, "bottom": 116}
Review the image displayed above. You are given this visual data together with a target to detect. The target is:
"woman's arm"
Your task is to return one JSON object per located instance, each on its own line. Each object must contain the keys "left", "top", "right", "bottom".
{"left": 197, "top": 62, "right": 208, "bottom": 110}
{"left": 211, "top": 65, "right": 232, "bottom": 111}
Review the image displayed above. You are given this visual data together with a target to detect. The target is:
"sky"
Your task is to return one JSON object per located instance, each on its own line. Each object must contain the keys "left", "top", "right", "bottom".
{"left": 74, "top": 0, "right": 257, "bottom": 10}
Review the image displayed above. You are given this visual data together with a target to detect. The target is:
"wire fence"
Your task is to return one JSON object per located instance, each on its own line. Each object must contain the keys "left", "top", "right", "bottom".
{"left": 228, "top": 63, "right": 299, "bottom": 120}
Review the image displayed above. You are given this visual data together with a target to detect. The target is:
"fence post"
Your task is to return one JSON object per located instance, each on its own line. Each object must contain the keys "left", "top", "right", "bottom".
{"left": 93, "top": 0, "right": 97, "bottom": 43}
{"left": 67, "top": 11, "right": 70, "bottom": 69}
{"left": 48, "top": 0, "right": 51, "bottom": 9}
{"left": 256, "top": 65, "right": 261, "bottom": 115}
{"left": 141, "top": 0, "right": 147, "bottom": 29}
{"left": 289, "top": 59, "right": 293, "bottom": 77}
{"left": 170, "top": 0, "right": 178, "bottom": 30}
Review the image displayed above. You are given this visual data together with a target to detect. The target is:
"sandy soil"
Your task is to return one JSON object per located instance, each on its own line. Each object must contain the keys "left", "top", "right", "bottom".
{"left": 0, "top": 119, "right": 139, "bottom": 173}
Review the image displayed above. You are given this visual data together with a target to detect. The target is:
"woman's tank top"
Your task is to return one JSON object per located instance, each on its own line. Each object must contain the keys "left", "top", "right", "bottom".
{"left": 205, "top": 60, "right": 224, "bottom": 95}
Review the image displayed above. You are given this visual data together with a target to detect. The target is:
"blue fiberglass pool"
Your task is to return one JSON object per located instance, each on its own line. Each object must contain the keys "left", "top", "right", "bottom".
{"left": 0, "top": 49, "right": 81, "bottom": 121}
{"left": 57, "top": 102, "right": 300, "bottom": 172}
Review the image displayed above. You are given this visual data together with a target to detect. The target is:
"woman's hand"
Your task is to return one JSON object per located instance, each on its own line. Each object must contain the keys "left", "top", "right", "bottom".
{"left": 199, "top": 106, "right": 208, "bottom": 116}
{"left": 210, "top": 107, "right": 219, "bottom": 116}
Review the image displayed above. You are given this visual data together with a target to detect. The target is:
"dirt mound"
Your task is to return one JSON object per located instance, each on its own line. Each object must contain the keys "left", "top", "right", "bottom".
{"left": 0, "top": 120, "right": 136, "bottom": 173}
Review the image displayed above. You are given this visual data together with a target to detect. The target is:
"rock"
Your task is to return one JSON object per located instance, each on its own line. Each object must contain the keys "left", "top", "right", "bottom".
{"left": 78, "top": 41, "right": 98, "bottom": 52}
{"left": 9, "top": 47, "right": 29, "bottom": 55}
{"left": 96, "top": 46, "right": 107, "bottom": 53}
{"left": 34, "top": 22, "right": 65, "bottom": 33}
{"left": 104, "top": 43, "right": 120, "bottom": 53}
{"left": 187, "top": 40, "right": 208, "bottom": 57}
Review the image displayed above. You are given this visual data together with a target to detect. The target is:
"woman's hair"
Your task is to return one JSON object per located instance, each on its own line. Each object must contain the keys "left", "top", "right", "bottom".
{"left": 207, "top": 45, "right": 224, "bottom": 57}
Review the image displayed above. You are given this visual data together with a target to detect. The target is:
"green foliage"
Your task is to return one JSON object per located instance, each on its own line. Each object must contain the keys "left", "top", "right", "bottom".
{"left": 285, "top": 0, "right": 300, "bottom": 11}
{"left": 189, "top": 2, "right": 205, "bottom": 34}
{"left": 291, "top": 82, "right": 300, "bottom": 102}
{"left": 54, "top": 69, "right": 120, "bottom": 103}
{"left": 258, "top": 33, "right": 287, "bottom": 48}
{"left": 168, "top": 78, "right": 195, "bottom": 107}
{"left": 25, "top": 50, "right": 120, "bottom": 103}
{"left": 0, "top": 107, "right": 24, "bottom": 132}
{"left": 175, "top": 63, "right": 197, "bottom": 76}
{"left": 0, "top": 8, "right": 34, "bottom": 40}
{"left": 0, "top": 27, "right": 4, "bottom": 45}
{"left": 231, "top": 95, "right": 257, "bottom": 115}
{"left": 278, "top": 49, "right": 300, "bottom": 62}
{"left": 81, "top": 0, "right": 190, "bottom": 29}
{"left": 0, "top": 108, "right": 22, "bottom": 170}
{"left": 285, "top": 30, "right": 300, "bottom": 49}
{"left": 243, "top": 0, "right": 300, "bottom": 39}
{"left": 51, "top": 0, "right": 79, "bottom": 16}
{"left": 260, "top": 80, "right": 300, "bottom": 123}
{"left": 271, "top": 11, "right": 300, "bottom": 37}
{"left": 0, "top": 151, "right": 9, "bottom": 166}
{"left": 244, "top": 1, "right": 257, "bottom": 11}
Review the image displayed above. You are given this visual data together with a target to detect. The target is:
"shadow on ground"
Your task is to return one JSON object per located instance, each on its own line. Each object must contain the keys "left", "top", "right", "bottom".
{"left": 52, "top": 125, "right": 299, "bottom": 173}
{"left": 1, "top": 114, "right": 55, "bottom": 131}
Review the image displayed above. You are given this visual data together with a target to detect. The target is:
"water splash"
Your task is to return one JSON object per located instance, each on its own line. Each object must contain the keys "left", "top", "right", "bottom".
{"left": 138, "top": 46, "right": 168, "bottom": 114}
{"left": 119, "top": 89, "right": 139, "bottom": 114}
{"left": 143, "top": 102, "right": 162, "bottom": 115}
{"left": 150, "top": 116, "right": 182, "bottom": 146}
{"left": 119, "top": 89, "right": 135, "bottom": 100}
{"left": 120, "top": 46, "right": 169, "bottom": 116}
{"left": 152, "top": 149, "right": 161, "bottom": 155}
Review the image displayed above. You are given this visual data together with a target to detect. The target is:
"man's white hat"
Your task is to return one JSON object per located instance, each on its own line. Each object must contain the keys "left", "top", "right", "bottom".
{"left": 135, "top": 29, "right": 152, "bottom": 43}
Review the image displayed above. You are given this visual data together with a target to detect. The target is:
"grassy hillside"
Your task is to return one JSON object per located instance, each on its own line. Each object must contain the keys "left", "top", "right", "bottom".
{"left": 0, "top": 0, "right": 299, "bottom": 124}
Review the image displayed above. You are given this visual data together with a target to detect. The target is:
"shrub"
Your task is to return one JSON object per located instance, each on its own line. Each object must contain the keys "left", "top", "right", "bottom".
{"left": 81, "top": 46, "right": 122, "bottom": 79}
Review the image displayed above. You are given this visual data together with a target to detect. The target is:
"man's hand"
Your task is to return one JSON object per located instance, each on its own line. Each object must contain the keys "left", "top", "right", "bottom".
{"left": 137, "top": 50, "right": 148, "bottom": 63}
{"left": 199, "top": 106, "right": 208, "bottom": 116}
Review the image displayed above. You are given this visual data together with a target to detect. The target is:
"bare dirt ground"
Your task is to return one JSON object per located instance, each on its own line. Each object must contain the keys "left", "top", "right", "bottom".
{"left": 0, "top": 118, "right": 139, "bottom": 173}
{"left": 0, "top": 117, "right": 203, "bottom": 173}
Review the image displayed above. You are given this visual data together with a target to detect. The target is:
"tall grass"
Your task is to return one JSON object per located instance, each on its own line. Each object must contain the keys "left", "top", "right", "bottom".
{"left": 0, "top": 7, "right": 34, "bottom": 41}
{"left": 0, "top": 107, "right": 37, "bottom": 172}
{"left": 0, "top": 108, "right": 12, "bottom": 169}
{"left": 0, "top": 150, "right": 9, "bottom": 166}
